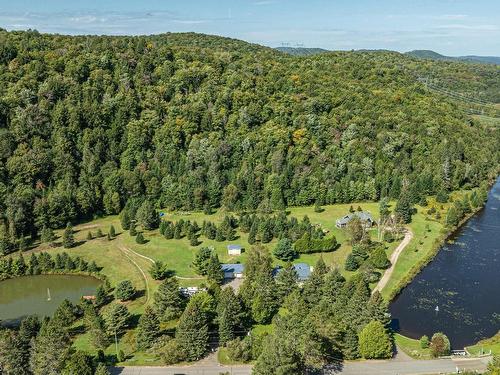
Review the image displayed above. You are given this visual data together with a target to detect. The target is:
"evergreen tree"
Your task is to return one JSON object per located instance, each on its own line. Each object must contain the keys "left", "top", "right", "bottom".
{"left": 129, "top": 222, "right": 137, "bottom": 236}
{"left": 136, "top": 200, "right": 159, "bottom": 230}
{"left": 369, "top": 246, "right": 391, "bottom": 269}
{"left": 273, "top": 238, "right": 296, "bottom": 261}
{"left": 40, "top": 226, "right": 56, "bottom": 246}
{"left": 136, "top": 306, "right": 160, "bottom": 350}
{"left": 103, "top": 303, "right": 130, "bottom": 336}
{"left": 119, "top": 207, "right": 132, "bottom": 230}
{"left": 192, "top": 247, "right": 212, "bottom": 275}
{"left": 86, "top": 231, "right": 93, "bottom": 240}
{"left": 206, "top": 253, "right": 224, "bottom": 284}
{"left": 94, "top": 285, "right": 108, "bottom": 306}
{"left": 149, "top": 260, "right": 168, "bottom": 280}
{"left": 321, "top": 268, "right": 346, "bottom": 304}
{"left": 12, "top": 253, "right": 27, "bottom": 276}
{"left": 275, "top": 262, "right": 299, "bottom": 303}
{"left": 153, "top": 277, "right": 184, "bottom": 321}
{"left": 248, "top": 220, "right": 257, "bottom": 245}
{"left": 30, "top": 319, "right": 71, "bottom": 375}
{"left": 62, "top": 223, "right": 75, "bottom": 249}
{"left": 114, "top": 280, "right": 135, "bottom": 301}
{"left": 63, "top": 351, "right": 93, "bottom": 375}
{"left": 109, "top": 225, "right": 116, "bottom": 238}
{"left": 367, "top": 291, "right": 390, "bottom": 327}
{"left": 96, "top": 228, "right": 103, "bottom": 237}
{"left": 52, "top": 299, "right": 76, "bottom": 328}
{"left": 302, "top": 257, "right": 328, "bottom": 306}
{"left": 216, "top": 288, "right": 243, "bottom": 345}
{"left": 395, "top": 188, "right": 413, "bottom": 224}
{"left": 342, "top": 326, "right": 360, "bottom": 360}
{"left": 95, "top": 363, "right": 111, "bottom": 375}
{"left": 176, "top": 293, "right": 214, "bottom": 361}
{"left": 253, "top": 331, "right": 304, "bottom": 375}
{"left": 135, "top": 232, "right": 146, "bottom": 244}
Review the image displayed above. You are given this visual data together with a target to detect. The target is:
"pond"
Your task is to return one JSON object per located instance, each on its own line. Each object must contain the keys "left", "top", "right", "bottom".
{"left": 390, "top": 177, "right": 500, "bottom": 349}
{"left": 0, "top": 274, "right": 101, "bottom": 325}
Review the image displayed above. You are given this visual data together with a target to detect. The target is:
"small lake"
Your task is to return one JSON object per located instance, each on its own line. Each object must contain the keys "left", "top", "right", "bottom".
{"left": 0, "top": 274, "right": 101, "bottom": 325}
{"left": 390, "top": 177, "right": 500, "bottom": 349}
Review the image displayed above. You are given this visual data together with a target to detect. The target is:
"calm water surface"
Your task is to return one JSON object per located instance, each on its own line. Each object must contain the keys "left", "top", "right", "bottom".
{"left": 390, "top": 177, "right": 500, "bottom": 348}
{"left": 0, "top": 274, "right": 101, "bottom": 325}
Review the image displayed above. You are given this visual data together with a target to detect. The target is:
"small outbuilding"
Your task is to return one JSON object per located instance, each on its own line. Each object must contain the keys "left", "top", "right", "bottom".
{"left": 221, "top": 263, "right": 245, "bottom": 279}
{"left": 227, "top": 244, "right": 243, "bottom": 256}
{"left": 335, "top": 211, "right": 375, "bottom": 229}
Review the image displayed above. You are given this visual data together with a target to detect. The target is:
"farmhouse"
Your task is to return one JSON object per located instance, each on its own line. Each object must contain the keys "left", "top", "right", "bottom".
{"left": 221, "top": 263, "right": 244, "bottom": 279}
{"left": 227, "top": 244, "right": 243, "bottom": 256}
{"left": 335, "top": 211, "right": 375, "bottom": 229}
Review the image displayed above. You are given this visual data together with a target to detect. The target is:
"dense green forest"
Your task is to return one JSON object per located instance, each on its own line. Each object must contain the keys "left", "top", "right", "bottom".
{"left": 0, "top": 29, "right": 499, "bottom": 246}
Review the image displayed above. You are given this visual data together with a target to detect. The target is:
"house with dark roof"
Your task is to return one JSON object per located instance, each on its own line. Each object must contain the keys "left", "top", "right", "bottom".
{"left": 227, "top": 244, "right": 243, "bottom": 256}
{"left": 221, "top": 263, "right": 244, "bottom": 279}
{"left": 335, "top": 211, "right": 375, "bottom": 229}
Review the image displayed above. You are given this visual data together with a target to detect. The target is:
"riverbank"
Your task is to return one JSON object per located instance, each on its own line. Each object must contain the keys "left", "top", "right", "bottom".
{"left": 389, "top": 178, "right": 500, "bottom": 351}
{"left": 381, "top": 189, "right": 489, "bottom": 301}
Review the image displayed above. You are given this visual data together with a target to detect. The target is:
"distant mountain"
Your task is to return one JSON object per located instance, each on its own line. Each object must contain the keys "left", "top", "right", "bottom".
{"left": 406, "top": 50, "right": 500, "bottom": 65}
{"left": 275, "top": 47, "right": 329, "bottom": 56}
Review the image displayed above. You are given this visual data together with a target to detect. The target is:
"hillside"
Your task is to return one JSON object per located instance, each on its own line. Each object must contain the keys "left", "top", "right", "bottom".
{"left": 275, "top": 46, "right": 329, "bottom": 56}
{"left": 406, "top": 49, "right": 500, "bottom": 65}
{"left": 0, "top": 30, "right": 499, "bottom": 245}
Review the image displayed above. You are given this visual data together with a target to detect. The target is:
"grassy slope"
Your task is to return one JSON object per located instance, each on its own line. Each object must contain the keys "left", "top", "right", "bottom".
{"left": 394, "top": 333, "right": 432, "bottom": 359}
{"left": 467, "top": 331, "right": 500, "bottom": 356}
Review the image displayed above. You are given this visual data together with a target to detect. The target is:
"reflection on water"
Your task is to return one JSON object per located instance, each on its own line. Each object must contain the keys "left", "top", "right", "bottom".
{"left": 390, "top": 177, "right": 500, "bottom": 348}
{"left": 0, "top": 274, "right": 101, "bottom": 325}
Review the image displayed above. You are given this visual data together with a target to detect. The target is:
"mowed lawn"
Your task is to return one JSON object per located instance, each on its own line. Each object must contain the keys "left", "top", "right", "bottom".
{"left": 37, "top": 202, "right": 387, "bottom": 296}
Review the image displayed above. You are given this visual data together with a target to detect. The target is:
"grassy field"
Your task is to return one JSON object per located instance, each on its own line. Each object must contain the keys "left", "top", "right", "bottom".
{"left": 394, "top": 333, "right": 432, "bottom": 359}
{"left": 22, "top": 194, "right": 470, "bottom": 363}
{"left": 467, "top": 331, "right": 500, "bottom": 356}
{"left": 36, "top": 201, "right": 390, "bottom": 363}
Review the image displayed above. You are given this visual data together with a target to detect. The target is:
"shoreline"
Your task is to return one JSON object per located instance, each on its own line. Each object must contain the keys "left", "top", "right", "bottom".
{"left": 388, "top": 177, "right": 500, "bottom": 352}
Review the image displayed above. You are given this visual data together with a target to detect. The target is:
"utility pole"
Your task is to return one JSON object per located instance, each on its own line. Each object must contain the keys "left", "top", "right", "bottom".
{"left": 114, "top": 327, "right": 119, "bottom": 360}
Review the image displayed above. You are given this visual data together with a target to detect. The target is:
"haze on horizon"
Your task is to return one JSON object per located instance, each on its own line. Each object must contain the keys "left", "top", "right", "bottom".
{"left": 1, "top": 0, "right": 499, "bottom": 56}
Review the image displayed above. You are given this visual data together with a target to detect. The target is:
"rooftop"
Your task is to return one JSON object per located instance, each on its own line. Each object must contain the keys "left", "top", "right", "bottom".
{"left": 221, "top": 263, "right": 245, "bottom": 273}
{"left": 273, "top": 263, "right": 312, "bottom": 281}
{"left": 227, "top": 244, "right": 242, "bottom": 250}
{"left": 336, "top": 211, "right": 374, "bottom": 225}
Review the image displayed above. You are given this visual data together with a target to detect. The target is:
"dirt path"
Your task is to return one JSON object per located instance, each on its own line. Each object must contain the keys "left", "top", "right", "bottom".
{"left": 372, "top": 228, "right": 413, "bottom": 294}
{"left": 118, "top": 246, "right": 151, "bottom": 304}
{"left": 122, "top": 246, "right": 155, "bottom": 264}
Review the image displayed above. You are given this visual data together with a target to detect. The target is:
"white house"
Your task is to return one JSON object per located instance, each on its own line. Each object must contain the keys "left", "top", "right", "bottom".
{"left": 227, "top": 244, "right": 243, "bottom": 256}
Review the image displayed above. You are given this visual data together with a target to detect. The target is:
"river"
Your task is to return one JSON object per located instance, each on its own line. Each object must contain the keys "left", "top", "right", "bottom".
{"left": 390, "top": 177, "right": 500, "bottom": 349}
{"left": 0, "top": 274, "right": 101, "bottom": 325}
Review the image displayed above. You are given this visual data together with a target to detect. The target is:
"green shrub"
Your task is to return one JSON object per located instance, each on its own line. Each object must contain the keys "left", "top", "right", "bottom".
{"left": 358, "top": 321, "right": 392, "bottom": 359}
{"left": 420, "top": 335, "right": 430, "bottom": 349}
{"left": 369, "top": 246, "right": 391, "bottom": 269}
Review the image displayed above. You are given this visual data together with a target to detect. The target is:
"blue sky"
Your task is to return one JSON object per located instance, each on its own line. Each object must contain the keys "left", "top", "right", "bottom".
{"left": 1, "top": 0, "right": 499, "bottom": 55}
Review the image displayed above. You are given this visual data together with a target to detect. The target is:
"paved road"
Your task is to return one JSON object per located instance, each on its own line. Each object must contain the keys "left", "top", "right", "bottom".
{"left": 112, "top": 356, "right": 490, "bottom": 375}
{"left": 373, "top": 228, "right": 413, "bottom": 294}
